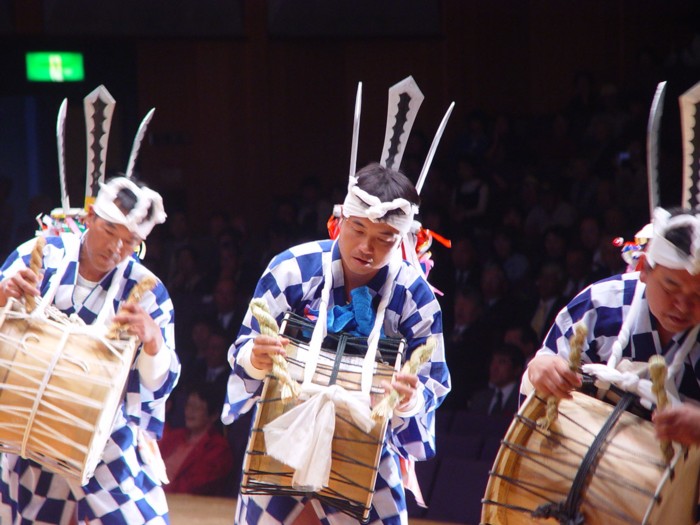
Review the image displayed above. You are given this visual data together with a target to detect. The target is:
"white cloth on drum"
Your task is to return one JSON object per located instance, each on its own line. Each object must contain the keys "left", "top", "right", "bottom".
{"left": 580, "top": 363, "right": 673, "bottom": 410}
{"left": 263, "top": 384, "right": 374, "bottom": 491}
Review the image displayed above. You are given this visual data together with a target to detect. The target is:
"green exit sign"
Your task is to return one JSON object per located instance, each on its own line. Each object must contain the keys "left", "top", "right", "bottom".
{"left": 26, "top": 52, "right": 84, "bottom": 82}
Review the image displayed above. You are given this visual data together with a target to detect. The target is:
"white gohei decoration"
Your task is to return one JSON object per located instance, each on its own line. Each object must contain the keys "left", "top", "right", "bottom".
{"left": 380, "top": 76, "right": 424, "bottom": 170}
{"left": 416, "top": 102, "right": 455, "bottom": 195}
{"left": 83, "top": 85, "right": 116, "bottom": 206}
{"left": 125, "top": 108, "right": 156, "bottom": 180}
{"left": 645, "top": 207, "right": 700, "bottom": 274}
{"left": 349, "top": 82, "right": 362, "bottom": 180}
{"left": 680, "top": 80, "right": 700, "bottom": 210}
{"left": 56, "top": 98, "right": 70, "bottom": 216}
{"left": 92, "top": 177, "right": 167, "bottom": 240}
{"left": 646, "top": 81, "right": 666, "bottom": 218}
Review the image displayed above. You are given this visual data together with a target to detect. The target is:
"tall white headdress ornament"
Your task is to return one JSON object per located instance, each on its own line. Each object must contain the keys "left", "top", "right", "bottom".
{"left": 680, "top": 80, "right": 700, "bottom": 210}
{"left": 343, "top": 76, "right": 455, "bottom": 237}
{"left": 48, "top": 85, "right": 163, "bottom": 240}
{"left": 611, "top": 79, "right": 700, "bottom": 387}
{"left": 642, "top": 80, "right": 700, "bottom": 274}
{"left": 308, "top": 78, "right": 454, "bottom": 387}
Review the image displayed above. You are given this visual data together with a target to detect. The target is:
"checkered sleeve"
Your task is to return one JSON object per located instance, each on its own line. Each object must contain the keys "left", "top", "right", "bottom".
{"left": 122, "top": 263, "right": 180, "bottom": 439}
{"left": 222, "top": 242, "right": 326, "bottom": 425}
{"left": 0, "top": 237, "right": 42, "bottom": 279}
{"left": 539, "top": 274, "right": 640, "bottom": 365}
{"left": 386, "top": 267, "right": 451, "bottom": 462}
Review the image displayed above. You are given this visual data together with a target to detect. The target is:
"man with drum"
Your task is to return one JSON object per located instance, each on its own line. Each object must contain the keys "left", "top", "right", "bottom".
{"left": 526, "top": 207, "right": 700, "bottom": 447}
{"left": 222, "top": 162, "right": 451, "bottom": 525}
{"left": 0, "top": 177, "right": 179, "bottom": 524}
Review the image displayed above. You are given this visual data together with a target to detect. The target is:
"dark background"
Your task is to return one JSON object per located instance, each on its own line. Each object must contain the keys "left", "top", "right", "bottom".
{"left": 0, "top": 0, "right": 699, "bottom": 238}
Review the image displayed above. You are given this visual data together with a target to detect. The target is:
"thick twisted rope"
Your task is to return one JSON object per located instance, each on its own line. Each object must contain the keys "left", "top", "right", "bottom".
{"left": 649, "top": 354, "right": 674, "bottom": 463}
{"left": 371, "top": 337, "right": 436, "bottom": 421}
{"left": 107, "top": 277, "right": 157, "bottom": 339}
{"left": 25, "top": 237, "right": 46, "bottom": 313}
{"left": 538, "top": 322, "right": 587, "bottom": 431}
{"left": 249, "top": 298, "right": 300, "bottom": 401}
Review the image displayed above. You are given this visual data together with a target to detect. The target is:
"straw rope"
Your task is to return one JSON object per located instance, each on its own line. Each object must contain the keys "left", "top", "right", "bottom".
{"left": 649, "top": 354, "right": 674, "bottom": 463}
{"left": 249, "top": 298, "right": 300, "bottom": 401}
{"left": 107, "top": 277, "right": 157, "bottom": 339}
{"left": 371, "top": 337, "right": 436, "bottom": 421}
{"left": 538, "top": 323, "right": 587, "bottom": 431}
{"left": 25, "top": 237, "right": 46, "bottom": 313}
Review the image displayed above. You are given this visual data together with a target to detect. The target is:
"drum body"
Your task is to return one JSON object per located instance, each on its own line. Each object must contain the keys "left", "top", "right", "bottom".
{"left": 482, "top": 389, "right": 700, "bottom": 525}
{"left": 241, "top": 312, "right": 405, "bottom": 522}
{"left": 0, "top": 299, "right": 137, "bottom": 485}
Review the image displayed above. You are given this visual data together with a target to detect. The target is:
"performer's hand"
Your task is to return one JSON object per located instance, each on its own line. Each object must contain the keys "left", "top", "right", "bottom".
{"left": 653, "top": 403, "right": 700, "bottom": 446}
{"left": 527, "top": 354, "right": 581, "bottom": 399}
{"left": 113, "top": 303, "right": 163, "bottom": 355}
{"left": 0, "top": 268, "right": 41, "bottom": 307}
{"left": 383, "top": 371, "right": 420, "bottom": 410}
{"left": 250, "top": 335, "right": 288, "bottom": 371}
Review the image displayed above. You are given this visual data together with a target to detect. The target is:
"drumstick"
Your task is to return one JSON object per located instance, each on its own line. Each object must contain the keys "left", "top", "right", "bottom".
{"left": 649, "top": 355, "right": 674, "bottom": 463}
{"left": 25, "top": 237, "right": 46, "bottom": 313}
{"left": 249, "top": 298, "right": 300, "bottom": 401}
{"left": 107, "top": 277, "right": 157, "bottom": 339}
{"left": 371, "top": 337, "right": 436, "bottom": 421}
{"left": 538, "top": 322, "right": 587, "bottom": 431}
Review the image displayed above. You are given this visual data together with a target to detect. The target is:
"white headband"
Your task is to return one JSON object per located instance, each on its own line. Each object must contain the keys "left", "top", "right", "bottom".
{"left": 341, "top": 175, "right": 418, "bottom": 235}
{"left": 93, "top": 177, "right": 167, "bottom": 239}
{"left": 646, "top": 207, "right": 700, "bottom": 274}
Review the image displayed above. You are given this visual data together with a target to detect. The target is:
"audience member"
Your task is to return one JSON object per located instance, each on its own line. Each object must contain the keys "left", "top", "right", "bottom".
{"left": 562, "top": 245, "right": 595, "bottom": 300}
{"left": 445, "top": 287, "right": 490, "bottom": 405}
{"left": 503, "top": 322, "right": 539, "bottom": 364}
{"left": 160, "top": 383, "right": 234, "bottom": 495}
{"left": 480, "top": 263, "right": 521, "bottom": 341}
{"left": 450, "top": 156, "right": 490, "bottom": 231}
{"left": 528, "top": 261, "right": 568, "bottom": 342}
{"left": 490, "top": 227, "right": 530, "bottom": 288}
{"left": 203, "top": 278, "right": 244, "bottom": 340}
{"left": 184, "top": 326, "right": 231, "bottom": 406}
{"left": 468, "top": 344, "right": 525, "bottom": 417}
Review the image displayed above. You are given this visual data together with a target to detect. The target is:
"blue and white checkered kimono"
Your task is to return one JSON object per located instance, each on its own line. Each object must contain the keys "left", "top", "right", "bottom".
{"left": 537, "top": 272, "right": 700, "bottom": 399}
{"left": 0, "top": 234, "right": 180, "bottom": 525}
{"left": 222, "top": 240, "right": 451, "bottom": 525}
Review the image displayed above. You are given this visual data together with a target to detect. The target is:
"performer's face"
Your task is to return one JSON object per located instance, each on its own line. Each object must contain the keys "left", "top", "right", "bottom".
{"left": 641, "top": 256, "right": 700, "bottom": 342}
{"left": 338, "top": 216, "right": 400, "bottom": 287}
{"left": 81, "top": 210, "right": 142, "bottom": 280}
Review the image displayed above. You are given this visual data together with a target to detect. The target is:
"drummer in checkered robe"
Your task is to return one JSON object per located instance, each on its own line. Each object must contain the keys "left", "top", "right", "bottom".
{"left": 0, "top": 177, "right": 180, "bottom": 524}
{"left": 222, "top": 163, "right": 451, "bottom": 525}
{"left": 526, "top": 207, "right": 700, "bottom": 446}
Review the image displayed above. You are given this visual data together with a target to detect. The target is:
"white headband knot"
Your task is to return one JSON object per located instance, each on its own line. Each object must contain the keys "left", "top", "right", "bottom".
{"left": 646, "top": 207, "right": 700, "bottom": 274}
{"left": 341, "top": 175, "right": 417, "bottom": 235}
{"left": 93, "top": 177, "right": 167, "bottom": 239}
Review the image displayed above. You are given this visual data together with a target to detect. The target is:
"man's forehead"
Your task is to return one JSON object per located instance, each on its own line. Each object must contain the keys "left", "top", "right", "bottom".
{"left": 655, "top": 263, "right": 700, "bottom": 286}
{"left": 347, "top": 216, "right": 400, "bottom": 235}
{"left": 95, "top": 213, "right": 141, "bottom": 239}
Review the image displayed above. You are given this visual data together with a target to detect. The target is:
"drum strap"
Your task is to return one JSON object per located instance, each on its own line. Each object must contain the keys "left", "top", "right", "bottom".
{"left": 532, "top": 392, "right": 635, "bottom": 525}
{"left": 327, "top": 333, "right": 348, "bottom": 386}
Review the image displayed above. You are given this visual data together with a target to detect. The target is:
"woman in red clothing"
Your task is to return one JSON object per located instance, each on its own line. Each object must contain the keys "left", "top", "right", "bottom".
{"left": 160, "top": 383, "right": 234, "bottom": 495}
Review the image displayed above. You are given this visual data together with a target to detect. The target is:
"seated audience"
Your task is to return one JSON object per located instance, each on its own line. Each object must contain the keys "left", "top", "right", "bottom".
{"left": 468, "top": 344, "right": 525, "bottom": 417}
{"left": 160, "top": 383, "right": 234, "bottom": 495}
